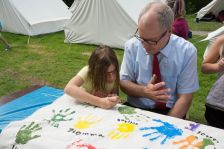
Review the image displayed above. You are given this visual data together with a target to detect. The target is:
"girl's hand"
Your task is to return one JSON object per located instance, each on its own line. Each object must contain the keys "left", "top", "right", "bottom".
{"left": 217, "top": 58, "right": 224, "bottom": 72}
{"left": 100, "top": 96, "right": 120, "bottom": 109}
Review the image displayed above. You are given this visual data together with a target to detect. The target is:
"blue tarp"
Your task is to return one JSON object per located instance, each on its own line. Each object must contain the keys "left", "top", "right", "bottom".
{"left": 0, "top": 86, "right": 63, "bottom": 133}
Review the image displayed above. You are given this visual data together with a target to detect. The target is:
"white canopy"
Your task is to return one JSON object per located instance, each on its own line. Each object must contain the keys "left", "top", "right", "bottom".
{"left": 64, "top": 0, "right": 165, "bottom": 49}
{"left": 0, "top": 0, "right": 71, "bottom": 36}
{"left": 196, "top": 0, "right": 224, "bottom": 20}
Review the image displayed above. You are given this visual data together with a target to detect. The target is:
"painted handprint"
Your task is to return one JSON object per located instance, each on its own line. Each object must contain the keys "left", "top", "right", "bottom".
{"left": 118, "top": 106, "right": 150, "bottom": 122}
{"left": 108, "top": 122, "right": 136, "bottom": 140}
{"left": 15, "top": 122, "right": 42, "bottom": 144}
{"left": 185, "top": 123, "right": 200, "bottom": 131}
{"left": 74, "top": 114, "right": 101, "bottom": 129}
{"left": 118, "top": 106, "right": 136, "bottom": 115}
{"left": 140, "top": 119, "right": 182, "bottom": 144}
{"left": 46, "top": 108, "right": 75, "bottom": 127}
{"left": 173, "top": 135, "right": 215, "bottom": 149}
{"left": 66, "top": 139, "right": 99, "bottom": 149}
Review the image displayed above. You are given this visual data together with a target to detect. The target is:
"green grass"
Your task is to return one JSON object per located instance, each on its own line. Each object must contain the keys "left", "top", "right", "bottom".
{"left": 0, "top": 32, "right": 125, "bottom": 96}
{"left": 0, "top": 15, "right": 222, "bottom": 125}
{"left": 188, "top": 36, "right": 216, "bottom": 124}
{"left": 186, "top": 14, "right": 223, "bottom": 31}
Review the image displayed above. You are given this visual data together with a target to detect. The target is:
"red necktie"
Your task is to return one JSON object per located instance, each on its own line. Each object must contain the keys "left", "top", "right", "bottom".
{"left": 152, "top": 53, "right": 162, "bottom": 83}
{"left": 152, "top": 53, "right": 167, "bottom": 110}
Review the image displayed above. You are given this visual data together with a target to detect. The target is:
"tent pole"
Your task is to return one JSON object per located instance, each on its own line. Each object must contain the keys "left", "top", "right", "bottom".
{"left": 69, "top": 42, "right": 72, "bottom": 50}
{"left": 27, "top": 36, "right": 30, "bottom": 45}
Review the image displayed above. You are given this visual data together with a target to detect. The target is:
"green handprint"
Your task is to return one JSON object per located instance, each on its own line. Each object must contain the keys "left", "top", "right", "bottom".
{"left": 47, "top": 108, "right": 75, "bottom": 127}
{"left": 118, "top": 106, "right": 150, "bottom": 122}
{"left": 118, "top": 106, "right": 136, "bottom": 114}
{"left": 15, "top": 122, "right": 42, "bottom": 144}
{"left": 201, "top": 138, "right": 215, "bottom": 149}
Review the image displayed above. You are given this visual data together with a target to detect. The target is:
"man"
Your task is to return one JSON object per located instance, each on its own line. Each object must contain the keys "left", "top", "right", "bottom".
{"left": 120, "top": 2, "right": 199, "bottom": 119}
{"left": 0, "top": 20, "right": 11, "bottom": 50}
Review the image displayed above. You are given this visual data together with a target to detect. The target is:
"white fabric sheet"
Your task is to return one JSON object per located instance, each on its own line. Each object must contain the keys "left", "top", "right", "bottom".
{"left": 0, "top": 94, "right": 224, "bottom": 149}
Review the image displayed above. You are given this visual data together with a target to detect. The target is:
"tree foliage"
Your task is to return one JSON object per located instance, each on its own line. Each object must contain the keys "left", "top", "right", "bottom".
{"left": 186, "top": 0, "right": 211, "bottom": 14}
{"left": 63, "top": 0, "right": 74, "bottom": 7}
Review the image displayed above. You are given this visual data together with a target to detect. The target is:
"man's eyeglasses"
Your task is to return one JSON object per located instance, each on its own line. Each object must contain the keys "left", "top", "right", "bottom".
{"left": 134, "top": 28, "right": 168, "bottom": 45}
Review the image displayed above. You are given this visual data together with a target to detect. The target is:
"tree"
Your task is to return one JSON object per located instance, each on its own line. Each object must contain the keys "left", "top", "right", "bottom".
{"left": 186, "top": 0, "right": 211, "bottom": 14}
{"left": 63, "top": 0, "right": 74, "bottom": 7}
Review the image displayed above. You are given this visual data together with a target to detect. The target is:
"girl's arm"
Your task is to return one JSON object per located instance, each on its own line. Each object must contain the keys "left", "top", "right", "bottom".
{"left": 201, "top": 35, "right": 224, "bottom": 73}
{"left": 64, "top": 75, "right": 119, "bottom": 109}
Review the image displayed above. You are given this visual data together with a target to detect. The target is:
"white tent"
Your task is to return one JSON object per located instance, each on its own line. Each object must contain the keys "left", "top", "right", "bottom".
{"left": 64, "top": 0, "right": 165, "bottom": 49}
{"left": 196, "top": 0, "right": 224, "bottom": 20}
{"left": 0, "top": 0, "right": 71, "bottom": 36}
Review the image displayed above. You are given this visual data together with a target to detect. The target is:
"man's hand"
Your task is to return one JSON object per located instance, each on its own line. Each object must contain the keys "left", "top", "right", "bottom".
{"left": 144, "top": 74, "right": 171, "bottom": 102}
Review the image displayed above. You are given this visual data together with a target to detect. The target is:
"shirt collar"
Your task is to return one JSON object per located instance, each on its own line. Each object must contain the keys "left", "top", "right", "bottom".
{"left": 159, "top": 34, "right": 174, "bottom": 58}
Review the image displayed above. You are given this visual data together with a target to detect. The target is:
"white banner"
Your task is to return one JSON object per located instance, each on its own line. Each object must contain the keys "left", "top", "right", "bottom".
{"left": 0, "top": 94, "right": 223, "bottom": 149}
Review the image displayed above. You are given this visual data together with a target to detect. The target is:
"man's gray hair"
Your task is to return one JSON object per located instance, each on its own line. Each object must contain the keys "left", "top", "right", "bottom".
{"left": 138, "top": 1, "right": 174, "bottom": 31}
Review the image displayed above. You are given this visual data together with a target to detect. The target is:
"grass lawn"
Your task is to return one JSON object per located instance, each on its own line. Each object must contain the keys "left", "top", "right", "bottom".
{"left": 186, "top": 14, "right": 223, "bottom": 31}
{"left": 0, "top": 15, "right": 222, "bottom": 125}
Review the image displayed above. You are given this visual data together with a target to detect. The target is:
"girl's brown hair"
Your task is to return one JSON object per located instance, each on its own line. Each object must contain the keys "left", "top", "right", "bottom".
{"left": 167, "top": 0, "right": 186, "bottom": 19}
{"left": 88, "top": 45, "right": 119, "bottom": 93}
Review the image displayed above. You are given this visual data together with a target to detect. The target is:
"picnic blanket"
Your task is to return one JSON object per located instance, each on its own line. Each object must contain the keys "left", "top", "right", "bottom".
{"left": 0, "top": 94, "right": 224, "bottom": 149}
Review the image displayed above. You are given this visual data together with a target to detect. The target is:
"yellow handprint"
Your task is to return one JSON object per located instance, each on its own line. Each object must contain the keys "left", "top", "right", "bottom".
{"left": 108, "top": 122, "right": 136, "bottom": 140}
{"left": 74, "top": 114, "right": 101, "bottom": 129}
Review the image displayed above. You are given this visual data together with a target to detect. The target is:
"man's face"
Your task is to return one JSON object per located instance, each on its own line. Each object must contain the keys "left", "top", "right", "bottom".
{"left": 136, "top": 28, "right": 168, "bottom": 54}
{"left": 137, "top": 13, "right": 170, "bottom": 54}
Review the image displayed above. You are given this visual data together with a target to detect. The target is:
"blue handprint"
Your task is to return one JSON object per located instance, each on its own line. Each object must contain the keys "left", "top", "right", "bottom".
{"left": 140, "top": 119, "right": 182, "bottom": 144}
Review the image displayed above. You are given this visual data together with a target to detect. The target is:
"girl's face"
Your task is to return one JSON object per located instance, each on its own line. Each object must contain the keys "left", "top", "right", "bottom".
{"left": 107, "top": 64, "right": 116, "bottom": 83}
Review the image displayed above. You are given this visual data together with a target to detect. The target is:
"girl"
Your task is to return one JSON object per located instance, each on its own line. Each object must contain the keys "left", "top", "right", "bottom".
{"left": 201, "top": 34, "right": 224, "bottom": 129}
{"left": 64, "top": 45, "right": 120, "bottom": 109}
{"left": 167, "top": 0, "right": 190, "bottom": 40}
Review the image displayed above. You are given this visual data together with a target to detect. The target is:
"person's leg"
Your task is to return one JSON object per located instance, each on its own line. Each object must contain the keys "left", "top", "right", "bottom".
{"left": 205, "top": 105, "right": 224, "bottom": 129}
{"left": 0, "top": 33, "right": 11, "bottom": 50}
